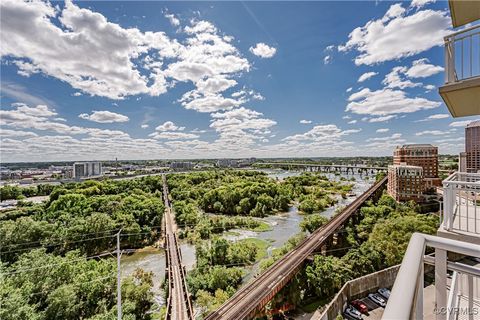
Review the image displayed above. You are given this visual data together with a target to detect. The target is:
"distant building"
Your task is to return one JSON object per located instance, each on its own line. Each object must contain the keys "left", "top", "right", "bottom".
{"left": 387, "top": 164, "right": 424, "bottom": 202}
{"left": 459, "top": 152, "right": 467, "bottom": 172}
{"left": 73, "top": 162, "right": 102, "bottom": 179}
{"left": 216, "top": 159, "right": 238, "bottom": 168}
{"left": 393, "top": 144, "right": 441, "bottom": 188}
{"left": 170, "top": 162, "right": 194, "bottom": 170}
{"left": 465, "top": 120, "right": 480, "bottom": 173}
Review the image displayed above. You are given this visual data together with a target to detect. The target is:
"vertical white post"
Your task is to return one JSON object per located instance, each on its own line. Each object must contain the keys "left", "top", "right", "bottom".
{"left": 435, "top": 249, "right": 447, "bottom": 320}
{"left": 117, "top": 230, "right": 122, "bottom": 320}
{"left": 468, "top": 274, "right": 473, "bottom": 320}
{"left": 415, "top": 261, "right": 424, "bottom": 320}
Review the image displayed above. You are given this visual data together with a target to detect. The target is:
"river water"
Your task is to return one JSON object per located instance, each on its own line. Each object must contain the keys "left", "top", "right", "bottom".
{"left": 120, "top": 169, "right": 375, "bottom": 310}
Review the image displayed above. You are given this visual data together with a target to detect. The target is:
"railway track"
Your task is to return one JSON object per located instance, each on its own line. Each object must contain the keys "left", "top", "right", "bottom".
{"left": 205, "top": 177, "right": 388, "bottom": 320}
{"left": 162, "top": 175, "right": 194, "bottom": 320}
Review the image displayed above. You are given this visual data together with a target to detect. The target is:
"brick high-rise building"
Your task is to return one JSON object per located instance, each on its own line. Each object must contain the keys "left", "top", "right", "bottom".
{"left": 387, "top": 164, "right": 424, "bottom": 202}
{"left": 393, "top": 144, "right": 441, "bottom": 188}
{"left": 465, "top": 120, "right": 480, "bottom": 173}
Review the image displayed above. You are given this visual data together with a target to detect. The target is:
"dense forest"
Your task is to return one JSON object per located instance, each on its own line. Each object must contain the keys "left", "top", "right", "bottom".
{"left": 166, "top": 170, "right": 355, "bottom": 314}
{"left": 0, "top": 176, "right": 166, "bottom": 319}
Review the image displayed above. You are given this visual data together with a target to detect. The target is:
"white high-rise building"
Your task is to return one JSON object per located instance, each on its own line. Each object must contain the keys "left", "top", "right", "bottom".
{"left": 73, "top": 162, "right": 102, "bottom": 179}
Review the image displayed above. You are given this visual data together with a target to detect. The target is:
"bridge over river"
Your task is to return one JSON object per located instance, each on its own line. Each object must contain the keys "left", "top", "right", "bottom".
{"left": 204, "top": 177, "right": 388, "bottom": 320}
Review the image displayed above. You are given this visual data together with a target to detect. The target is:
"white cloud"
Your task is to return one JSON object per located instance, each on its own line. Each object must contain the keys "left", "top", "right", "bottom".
{"left": 450, "top": 119, "right": 480, "bottom": 127}
{"left": 141, "top": 124, "right": 149, "bottom": 129}
{"left": 0, "top": 129, "right": 38, "bottom": 138}
{"left": 325, "top": 45, "right": 335, "bottom": 51}
{"left": 249, "top": 43, "right": 277, "bottom": 58}
{"left": 0, "top": 103, "right": 130, "bottom": 138}
{"left": 416, "top": 113, "right": 450, "bottom": 122}
{"left": 0, "top": 0, "right": 179, "bottom": 99}
{"left": 424, "top": 84, "right": 436, "bottom": 91}
{"left": 405, "top": 58, "right": 443, "bottom": 78}
{"left": 346, "top": 87, "right": 353, "bottom": 93}
{"left": 348, "top": 120, "right": 357, "bottom": 124}
{"left": 155, "top": 121, "right": 185, "bottom": 132}
{"left": 283, "top": 124, "right": 359, "bottom": 143}
{"left": 376, "top": 128, "right": 390, "bottom": 133}
{"left": 78, "top": 110, "right": 129, "bottom": 123}
{"left": 416, "top": 130, "right": 453, "bottom": 136}
{"left": 346, "top": 88, "right": 440, "bottom": 116}
{"left": 149, "top": 131, "right": 198, "bottom": 140}
{"left": 410, "top": 0, "right": 436, "bottom": 9}
{"left": 383, "top": 67, "right": 422, "bottom": 89}
{"left": 165, "top": 13, "right": 180, "bottom": 27}
{"left": 367, "top": 115, "right": 397, "bottom": 123}
{"left": 300, "top": 120, "right": 312, "bottom": 124}
{"left": 367, "top": 133, "right": 402, "bottom": 142}
{"left": 339, "top": 3, "right": 450, "bottom": 65}
{"left": 358, "top": 72, "right": 377, "bottom": 82}
{"left": 324, "top": 55, "right": 331, "bottom": 65}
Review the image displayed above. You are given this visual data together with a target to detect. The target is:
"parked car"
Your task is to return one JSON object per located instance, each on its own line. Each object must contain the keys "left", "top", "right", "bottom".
{"left": 378, "top": 287, "right": 391, "bottom": 300}
{"left": 351, "top": 300, "right": 369, "bottom": 315}
{"left": 368, "top": 293, "right": 386, "bottom": 307}
{"left": 344, "top": 305, "right": 363, "bottom": 320}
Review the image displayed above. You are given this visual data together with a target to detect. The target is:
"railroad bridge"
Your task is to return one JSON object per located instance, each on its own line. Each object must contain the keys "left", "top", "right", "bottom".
{"left": 204, "top": 177, "right": 388, "bottom": 320}
{"left": 162, "top": 175, "right": 194, "bottom": 320}
{"left": 255, "top": 162, "right": 388, "bottom": 175}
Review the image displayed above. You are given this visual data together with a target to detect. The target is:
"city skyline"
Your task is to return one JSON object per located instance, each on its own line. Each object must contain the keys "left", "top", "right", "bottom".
{"left": 1, "top": 0, "right": 479, "bottom": 162}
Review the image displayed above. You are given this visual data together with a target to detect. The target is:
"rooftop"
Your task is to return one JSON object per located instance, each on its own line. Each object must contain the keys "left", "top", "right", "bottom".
{"left": 466, "top": 120, "right": 480, "bottom": 128}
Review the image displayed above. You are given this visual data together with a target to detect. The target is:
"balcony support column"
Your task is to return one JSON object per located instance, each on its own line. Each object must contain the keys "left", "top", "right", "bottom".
{"left": 435, "top": 248, "right": 448, "bottom": 320}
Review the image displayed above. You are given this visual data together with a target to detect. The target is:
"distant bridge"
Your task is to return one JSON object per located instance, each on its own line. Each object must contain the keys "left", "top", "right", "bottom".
{"left": 255, "top": 162, "right": 387, "bottom": 174}
{"left": 162, "top": 175, "right": 194, "bottom": 320}
{"left": 204, "top": 177, "right": 388, "bottom": 320}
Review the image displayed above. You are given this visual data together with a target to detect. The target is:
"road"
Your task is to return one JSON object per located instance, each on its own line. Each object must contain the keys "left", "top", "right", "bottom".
{"left": 205, "top": 177, "right": 388, "bottom": 320}
{"left": 162, "top": 174, "right": 193, "bottom": 320}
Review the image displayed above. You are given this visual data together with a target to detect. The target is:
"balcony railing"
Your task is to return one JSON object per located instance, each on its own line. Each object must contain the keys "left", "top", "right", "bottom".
{"left": 445, "top": 25, "right": 480, "bottom": 84}
{"left": 442, "top": 172, "right": 480, "bottom": 235}
{"left": 383, "top": 233, "right": 480, "bottom": 320}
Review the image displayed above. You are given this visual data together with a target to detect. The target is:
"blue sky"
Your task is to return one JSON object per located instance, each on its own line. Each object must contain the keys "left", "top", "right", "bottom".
{"left": 1, "top": 0, "right": 478, "bottom": 162}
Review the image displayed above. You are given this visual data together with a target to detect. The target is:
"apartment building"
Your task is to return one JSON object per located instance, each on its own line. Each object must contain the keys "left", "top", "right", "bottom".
{"left": 384, "top": 2, "right": 480, "bottom": 319}
{"left": 466, "top": 120, "right": 480, "bottom": 173}
{"left": 393, "top": 144, "right": 441, "bottom": 188}
{"left": 387, "top": 164, "right": 424, "bottom": 202}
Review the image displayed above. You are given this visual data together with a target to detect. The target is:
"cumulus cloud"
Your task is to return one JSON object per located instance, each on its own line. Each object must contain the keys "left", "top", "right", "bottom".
{"left": 1, "top": 103, "right": 130, "bottom": 138}
{"left": 339, "top": 3, "right": 450, "bottom": 65}
{"left": 149, "top": 131, "right": 199, "bottom": 140}
{"left": 346, "top": 88, "right": 440, "bottom": 116}
{"left": 283, "top": 124, "right": 360, "bottom": 143}
{"left": 358, "top": 72, "right": 377, "bottom": 82}
{"left": 155, "top": 121, "right": 185, "bottom": 132}
{"left": 79, "top": 110, "right": 129, "bottom": 123}
{"left": 382, "top": 66, "right": 422, "bottom": 89}
{"left": 249, "top": 43, "right": 277, "bottom": 58}
{"left": 367, "top": 115, "right": 397, "bottom": 123}
{"left": 141, "top": 124, "right": 149, "bottom": 129}
{"left": 405, "top": 58, "right": 444, "bottom": 78}
{"left": 376, "top": 128, "right": 390, "bottom": 133}
{"left": 323, "top": 55, "right": 331, "bottom": 65}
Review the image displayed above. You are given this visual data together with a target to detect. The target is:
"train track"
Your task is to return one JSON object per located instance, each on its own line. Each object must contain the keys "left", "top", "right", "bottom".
{"left": 205, "top": 177, "right": 388, "bottom": 320}
{"left": 162, "top": 175, "right": 194, "bottom": 320}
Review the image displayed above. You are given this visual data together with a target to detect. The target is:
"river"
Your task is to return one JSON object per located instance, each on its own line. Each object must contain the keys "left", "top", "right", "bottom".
{"left": 120, "top": 169, "right": 375, "bottom": 311}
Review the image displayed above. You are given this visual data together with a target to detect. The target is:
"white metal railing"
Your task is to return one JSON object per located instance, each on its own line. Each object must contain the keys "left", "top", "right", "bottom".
{"left": 445, "top": 25, "right": 480, "bottom": 84}
{"left": 383, "top": 233, "right": 480, "bottom": 320}
{"left": 442, "top": 172, "right": 480, "bottom": 235}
